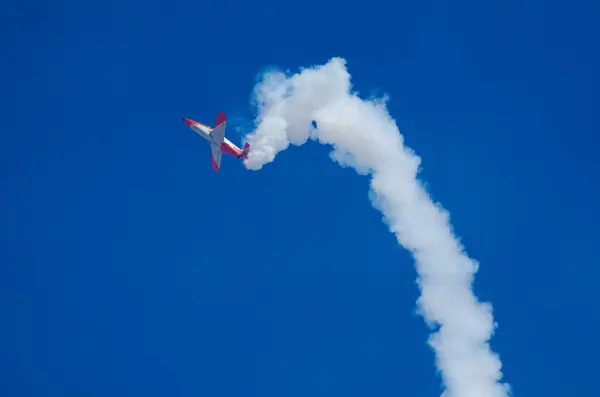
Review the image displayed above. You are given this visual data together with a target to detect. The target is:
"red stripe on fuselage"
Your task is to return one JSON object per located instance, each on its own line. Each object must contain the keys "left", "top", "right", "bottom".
{"left": 220, "top": 141, "right": 242, "bottom": 157}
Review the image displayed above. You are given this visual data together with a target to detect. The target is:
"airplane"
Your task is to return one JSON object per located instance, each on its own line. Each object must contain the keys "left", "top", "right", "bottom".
{"left": 183, "top": 111, "right": 250, "bottom": 172}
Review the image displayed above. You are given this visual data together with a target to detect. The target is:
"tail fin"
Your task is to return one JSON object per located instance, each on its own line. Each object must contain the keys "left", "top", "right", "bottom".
{"left": 241, "top": 142, "right": 250, "bottom": 159}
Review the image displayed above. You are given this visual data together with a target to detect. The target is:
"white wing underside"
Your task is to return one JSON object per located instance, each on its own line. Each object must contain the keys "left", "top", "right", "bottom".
{"left": 209, "top": 122, "right": 226, "bottom": 171}
{"left": 211, "top": 122, "right": 226, "bottom": 143}
{"left": 210, "top": 143, "right": 222, "bottom": 171}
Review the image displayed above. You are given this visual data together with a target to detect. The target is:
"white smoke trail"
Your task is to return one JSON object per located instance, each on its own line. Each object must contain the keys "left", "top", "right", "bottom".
{"left": 243, "top": 57, "right": 510, "bottom": 397}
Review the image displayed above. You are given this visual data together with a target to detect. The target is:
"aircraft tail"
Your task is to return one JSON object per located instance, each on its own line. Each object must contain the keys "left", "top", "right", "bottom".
{"left": 241, "top": 142, "right": 250, "bottom": 160}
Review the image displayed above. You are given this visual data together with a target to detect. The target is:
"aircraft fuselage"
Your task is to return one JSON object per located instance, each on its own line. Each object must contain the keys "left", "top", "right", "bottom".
{"left": 185, "top": 119, "right": 244, "bottom": 158}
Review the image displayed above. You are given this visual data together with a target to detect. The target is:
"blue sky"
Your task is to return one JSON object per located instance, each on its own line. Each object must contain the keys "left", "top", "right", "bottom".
{"left": 2, "top": 0, "right": 599, "bottom": 396}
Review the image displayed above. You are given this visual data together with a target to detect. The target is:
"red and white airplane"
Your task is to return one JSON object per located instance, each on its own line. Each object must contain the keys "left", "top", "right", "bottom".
{"left": 183, "top": 111, "right": 250, "bottom": 172}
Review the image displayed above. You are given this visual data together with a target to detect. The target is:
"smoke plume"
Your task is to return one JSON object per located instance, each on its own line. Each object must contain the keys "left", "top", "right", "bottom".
{"left": 243, "top": 58, "right": 510, "bottom": 397}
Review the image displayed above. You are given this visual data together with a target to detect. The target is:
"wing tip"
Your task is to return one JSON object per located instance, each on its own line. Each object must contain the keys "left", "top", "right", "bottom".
{"left": 215, "top": 111, "right": 227, "bottom": 127}
{"left": 211, "top": 153, "right": 220, "bottom": 172}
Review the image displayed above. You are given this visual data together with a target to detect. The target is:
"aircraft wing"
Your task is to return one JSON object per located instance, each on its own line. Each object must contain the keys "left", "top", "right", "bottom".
{"left": 210, "top": 111, "right": 227, "bottom": 144}
{"left": 209, "top": 111, "right": 226, "bottom": 172}
{"left": 210, "top": 143, "right": 222, "bottom": 172}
